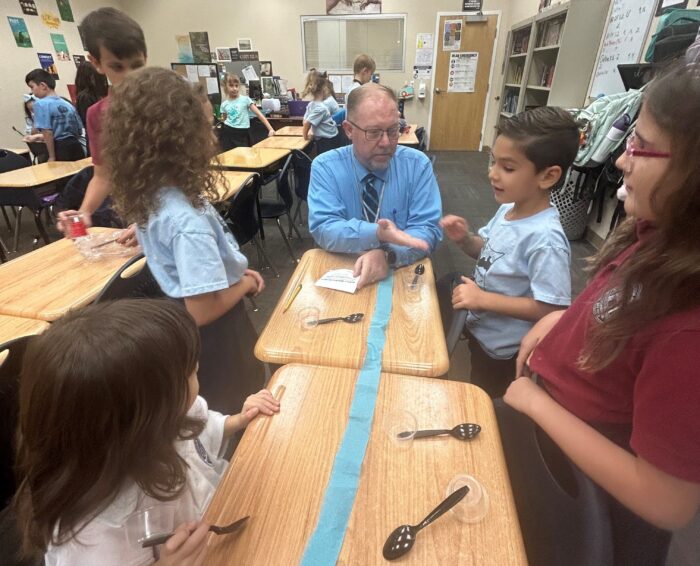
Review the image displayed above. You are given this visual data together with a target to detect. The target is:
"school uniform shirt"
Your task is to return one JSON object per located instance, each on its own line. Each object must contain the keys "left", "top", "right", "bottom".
{"left": 467, "top": 204, "right": 571, "bottom": 359}
{"left": 345, "top": 80, "right": 362, "bottom": 97}
{"left": 323, "top": 95, "right": 340, "bottom": 115}
{"left": 530, "top": 220, "right": 700, "bottom": 484}
{"left": 45, "top": 396, "right": 229, "bottom": 566}
{"left": 308, "top": 144, "right": 442, "bottom": 267}
{"left": 221, "top": 96, "right": 253, "bottom": 129}
{"left": 33, "top": 95, "right": 83, "bottom": 141}
{"left": 136, "top": 187, "right": 248, "bottom": 298}
{"left": 303, "top": 100, "right": 338, "bottom": 139}
{"left": 86, "top": 96, "right": 109, "bottom": 165}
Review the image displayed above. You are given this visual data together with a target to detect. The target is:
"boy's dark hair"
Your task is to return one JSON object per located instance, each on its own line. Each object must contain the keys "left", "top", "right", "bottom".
{"left": 25, "top": 69, "right": 55, "bottom": 90}
{"left": 80, "top": 7, "right": 146, "bottom": 61}
{"left": 497, "top": 106, "right": 580, "bottom": 176}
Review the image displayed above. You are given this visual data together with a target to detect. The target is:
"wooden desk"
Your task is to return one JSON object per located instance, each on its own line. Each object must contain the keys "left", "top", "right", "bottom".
{"left": 205, "top": 364, "right": 527, "bottom": 566}
{"left": 0, "top": 157, "right": 91, "bottom": 188}
{"left": 398, "top": 124, "right": 420, "bottom": 146}
{"left": 253, "top": 136, "right": 311, "bottom": 151}
{"left": 0, "top": 315, "right": 49, "bottom": 345}
{"left": 0, "top": 228, "right": 138, "bottom": 321}
{"left": 274, "top": 126, "right": 305, "bottom": 136}
{"left": 215, "top": 147, "right": 290, "bottom": 172}
{"left": 213, "top": 171, "right": 254, "bottom": 202}
{"left": 255, "top": 249, "right": 449, "bottom": 377}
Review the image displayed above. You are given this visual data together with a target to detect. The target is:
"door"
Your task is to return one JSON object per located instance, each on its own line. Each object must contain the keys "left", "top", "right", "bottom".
{"left": 430, "top": 13, "right": 499, "bottom": 151}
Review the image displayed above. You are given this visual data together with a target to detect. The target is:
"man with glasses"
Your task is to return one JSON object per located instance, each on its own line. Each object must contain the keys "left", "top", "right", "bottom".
{"left": 308, "top": 83, "right": 442, "bottom": 289}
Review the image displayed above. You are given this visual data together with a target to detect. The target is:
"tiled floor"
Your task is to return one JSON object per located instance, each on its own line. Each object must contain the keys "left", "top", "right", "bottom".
{"left": 2, "top": 150, "right": 697, "bottom": 565}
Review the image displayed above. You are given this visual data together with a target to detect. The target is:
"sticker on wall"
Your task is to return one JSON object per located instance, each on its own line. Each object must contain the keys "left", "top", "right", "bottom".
{"left": 73, "top": 54, "right": 86, "bottom": 67}
{"left": 51, "top": 33, "right": 70, "bottom": 61}
{"left": 19, "top": 0, "right": 38, "bottom": 16}
{"left": 41, "top": 11, "right": 61, "bottom": 29}
{"left": 216, "top": 47, "right": 232, "bottom": 62}
{"left": 189, "top": 31, "right": 211, "bottom": 63}
{"left": 326, "top": 0, "right": 381, "bottom": 14}
{"left": 239, "top": 51, "right": 258, "bottom": 62}
{"left": 443, "top": 19, "right": 462, "bottom": 51}
{"left": 175, "top": 35, "right": 194, "bottom": 63}
{"left": 38, "top": 52, "right": 59, "bottom": 79}
{"left": 260, "top": 61, "right": 273, "bottom": 77}
{"left": 56, "top": 0, "right": 74, "bottom": 22}
{"left": 237, "top": 38, "right": 253, "bottom": 51}
{"left": 8, "top": 16, "right": 32, "bottom": 47}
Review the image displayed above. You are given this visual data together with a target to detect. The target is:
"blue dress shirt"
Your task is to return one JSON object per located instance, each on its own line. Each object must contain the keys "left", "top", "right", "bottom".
{"left": 308, "top": 145, "right": 442, "bottom": 267}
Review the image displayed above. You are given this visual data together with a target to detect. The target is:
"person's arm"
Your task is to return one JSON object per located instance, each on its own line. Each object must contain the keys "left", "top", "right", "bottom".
{"left": 154, "top": 521, "right": 209, "bottom": 566}
{"left": 302, "top": 120, "right": 312, "bottom": 141}
{"left": 223, "top": 389, "right": 280, "bottom": 437}
{"left": 41, "top": 129, "right": 56, "bottom": 161}
{"left": 184, "top": 273, "right": 258, "bottom": 327}
{"left": 249, "top": 104, "right": 275, "bottom": 136}
{"left": 504, "top": 378, "right": 700, "bottom": 529}
{"left": 440, "top": 214, "right": 484, "bottom": 259}
{"left": 515, "top": 309, "right": 566, "bottom": 376}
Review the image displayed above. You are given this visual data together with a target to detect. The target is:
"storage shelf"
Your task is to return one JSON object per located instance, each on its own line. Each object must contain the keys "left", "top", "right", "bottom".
{"left": 509, "top": 52, "right": 527, "bottom": 59}
{"left": 504, "top": 83, "right": 521, "bottom": 88}
{"left": 500, "top": 111, "right": 514, "bottom": 118}
{"left": 526, "top": 85, "right": 551, "bottom": 91}
{"left": 534, "top": 44, "right": 560, "bottom": 52}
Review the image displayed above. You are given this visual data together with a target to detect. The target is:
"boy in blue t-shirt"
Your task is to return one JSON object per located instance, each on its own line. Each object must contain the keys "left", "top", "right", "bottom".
{"left": 219, "top": 73, "right": 274, "bottom": 150}
{"left": 25, "top": 68, "right": 85, "bottom": 161}
{"left": 440, "top": 106, "right": 579, "bottom": 397}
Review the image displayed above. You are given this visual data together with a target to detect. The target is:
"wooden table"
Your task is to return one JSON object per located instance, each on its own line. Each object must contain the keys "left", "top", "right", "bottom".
{"left": 0, "top": 228, "right": 138, "bottom": 321}
{"left": 254, "top": 249, "right": 449, "bottom": 377}
{"left": 215, "top": 147, "right": 290, "bottom": 172}
{"left": 212, "top": 171, "right": 254, "bottom": 202}
{"left": 204, "top": 364, "right": 527, "bottom": 566}
{"left": 274, "top": 126, "right": 305, "bottom": 136}
{"left": 399, "top": 124, "right": 420, "bottom": 146}
{"left": 0, "top": 314, "right": 49, "bottom": 346}
{"left": 253, "top": 136, "right": 311, "bottom": 151}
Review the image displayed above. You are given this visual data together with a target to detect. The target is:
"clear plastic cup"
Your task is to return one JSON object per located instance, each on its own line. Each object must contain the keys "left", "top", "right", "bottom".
{"left": 124, "top": 504, "right": 177, "bottom": 548}
{"left": 400, "top": 269, "right": 423, "bottom": 302}
{"left": 295, "top": 306, "right": 319, "bottom": 344}
{"left": 384, "top": 410, "right": 417, "bottom": 449}
{"left": 445, "top": 474, "right": 490, "bottom": 523}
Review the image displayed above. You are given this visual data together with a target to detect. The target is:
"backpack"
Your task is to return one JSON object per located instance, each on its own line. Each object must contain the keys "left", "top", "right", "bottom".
{"left": 645, "top": 9, "right": 700, "bottom": 64}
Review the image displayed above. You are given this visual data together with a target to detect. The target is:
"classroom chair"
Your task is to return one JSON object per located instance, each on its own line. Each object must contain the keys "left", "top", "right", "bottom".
{"left": 290, "top": 150, "right": 312, "bottom": 233}
{"left": 222, "top": 174, "right": 279, "bottom": 278}
{"left": 94, "top": 254, "right": 164, "bottom": 303}
{"left": 415, "top": 127, "right": 428, "bottom": 153}
{"left": 494, "top": 399, "right": 613, "bottom": 566}
{"left": 259, "top": 154, "right": 302, "bottom": 263}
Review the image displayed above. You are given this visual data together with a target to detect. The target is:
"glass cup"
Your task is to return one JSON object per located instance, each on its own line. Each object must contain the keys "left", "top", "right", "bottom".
{"left": 295, "top": 306, "right": 319, "bottom": 344}
{"left": 400, "top": 269, "right": 423, "bottom": 302}
{"left": 124, "top": 504, "right": 178, "bottom": 548}
{"left": 384, "top": 410, "right": 417, "bottom": 449}
{"left": 445, "top": 474, "right": 490, "bottom": 523}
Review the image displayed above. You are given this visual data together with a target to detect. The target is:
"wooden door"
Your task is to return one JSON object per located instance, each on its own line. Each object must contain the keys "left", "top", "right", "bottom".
{"left": 430, "top": 14, "right": 499, "bottom": 151}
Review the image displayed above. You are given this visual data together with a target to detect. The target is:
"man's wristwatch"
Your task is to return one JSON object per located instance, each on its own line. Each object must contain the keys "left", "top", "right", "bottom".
{"left": 382, "top": 246, "right": 397, "bottom": 268}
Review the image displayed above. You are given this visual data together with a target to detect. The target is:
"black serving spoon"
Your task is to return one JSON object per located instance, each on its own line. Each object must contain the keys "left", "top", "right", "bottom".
{"left": 316, "top": 313, "right": 364, "bottom": 325}
{"left": 383, "top": 486, "right": 469, "bottom": 560}
{"left": 398, "top": 422, "right": 481, "bottom": 441}
{"left": 411, "top": 263, "right": 425, "bottom": 286}
{"left": 141, "top": 516, "right": 249, "bottom": 548}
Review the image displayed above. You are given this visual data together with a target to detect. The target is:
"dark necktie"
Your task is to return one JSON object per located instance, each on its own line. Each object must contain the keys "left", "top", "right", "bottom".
{"left": 362, "top": 173, "right": 380, "bottom": 223}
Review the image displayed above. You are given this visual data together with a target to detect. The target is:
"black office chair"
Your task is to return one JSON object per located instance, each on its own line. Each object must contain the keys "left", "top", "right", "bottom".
{"left": 494, "top": 400, "right": 613, "bottom": 566}
{"left": 415, "top": 127, "right": 427, "bottom": 153}
{"left": 222, "top": 174, "right": 279, "bottom": 278}
{"left": 93, "top": 254, "right": 164, "bottom": 303}
{"left": 290, "top": 149, "right": 312, "bottom": 232}
{"left": 259, "top": 154, "right": 302, "bottom": 263}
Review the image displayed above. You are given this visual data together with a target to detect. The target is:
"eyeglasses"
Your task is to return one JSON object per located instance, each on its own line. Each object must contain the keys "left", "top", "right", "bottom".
{"left": 347, "top": 120, "right": 401, "bottom": 141}
{"left": 623, "top": 131, "right": 671, "bottom": 174}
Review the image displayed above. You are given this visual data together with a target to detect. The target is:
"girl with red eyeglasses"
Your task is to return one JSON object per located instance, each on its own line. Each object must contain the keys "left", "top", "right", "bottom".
{"left": 502, "top": 62, "right": 700, "bottom": 565}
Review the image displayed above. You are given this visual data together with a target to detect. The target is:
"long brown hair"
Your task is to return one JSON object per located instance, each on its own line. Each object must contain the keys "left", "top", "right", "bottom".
{"left": 102, "top": 67, "right": 222, "bottom": 226}
{"left": 580, "top": 63, "right": 700, "bottom": 370}
{"left": 14, "top": 299, "right": 204, "bottom": 553}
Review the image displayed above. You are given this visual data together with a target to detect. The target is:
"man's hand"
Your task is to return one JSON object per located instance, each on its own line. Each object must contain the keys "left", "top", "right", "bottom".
{"left": 451, "top": 276, "right": 484, "bottom": 310}
{"left": 353, "top": 249, "right": 389, "bottom": 289}
{"left": 440, "top": 214, "right": 470, "bottom": 243}
{"left": 376, "top": 219, "right": 429, "bottom": 251}
{"left": 116, "top": 224, "right": 139, "bottom": 247}
{"left": 155, "top": 521, "right": 209, "bottom": 566}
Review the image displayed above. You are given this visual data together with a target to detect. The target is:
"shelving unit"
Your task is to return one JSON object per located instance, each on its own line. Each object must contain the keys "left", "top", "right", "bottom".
{"left": 498, "top": 0, "right": 610, "bottom": 118}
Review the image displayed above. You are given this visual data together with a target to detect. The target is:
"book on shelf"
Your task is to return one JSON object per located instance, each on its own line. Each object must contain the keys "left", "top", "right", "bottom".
{"left": 536, "top": 17, "right": 564, "bottom": 47}
{"left": 502, "top": 91, "right": 519, "bottom": 115}
{"left": 510, "top": 64, "right": 523, "bottom": 84}
{"left": 511, "top": 32, "right": 530, "bottom": 55}
{"left": 539, "top": 64, "right": 555, "bottom": 87}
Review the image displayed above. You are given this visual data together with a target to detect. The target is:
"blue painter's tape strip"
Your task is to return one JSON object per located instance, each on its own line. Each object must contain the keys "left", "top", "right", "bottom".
{"left": 299, "top": 273, "right": 394, "bottom": 566}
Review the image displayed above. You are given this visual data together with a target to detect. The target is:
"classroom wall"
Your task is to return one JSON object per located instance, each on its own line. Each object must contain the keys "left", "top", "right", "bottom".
{"left": 121, "top": 0, "right": 541, "bottom": 150}
{"left": 0, "top": 0, "right": 124, "bottom": 149}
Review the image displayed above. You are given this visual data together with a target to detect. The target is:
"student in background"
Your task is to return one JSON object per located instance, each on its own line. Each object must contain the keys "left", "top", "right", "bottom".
{"left": 332, "top": 54, "right": 376, "bottom": 125}
{"left": 103, "top": 67, "right": 266, "bottom": 417}
{"left": 504, "top": 63, "right": 700, "bottom": 564}
{"left": 75, "top": 61, "right": 109, "bottom": 156}
{"left": 440, "top": 107, "right": 576, "bottom": 398}
{"left": 24, "top": 69, "right": 84, "bottom": 162}
{"left": 14, "top": 299, "right": 279, "bottom": 565}
{"left": 56, "top": 7, "right": 147, "bottom": 246}
{"left": 219, "top": 74, "right": 274, "bottom": 150}
{"left": 302, "top": 70, "right": 345, "bottom": 155}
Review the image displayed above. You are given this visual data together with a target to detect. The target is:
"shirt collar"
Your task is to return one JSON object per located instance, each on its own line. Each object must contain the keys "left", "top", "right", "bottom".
{"left": 350, "top": 148, "right": 389, "bottom": 183}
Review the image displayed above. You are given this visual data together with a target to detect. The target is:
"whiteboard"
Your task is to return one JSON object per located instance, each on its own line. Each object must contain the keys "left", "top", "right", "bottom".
{"left": 588, "top": 0, "right": 656, "bottom": 98}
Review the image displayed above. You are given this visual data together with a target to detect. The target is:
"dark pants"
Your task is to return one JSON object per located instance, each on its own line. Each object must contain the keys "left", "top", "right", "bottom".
{"left": 54, "top": 137, "right": 85, "bottom": 161}
{"left": 315, "top": 130, "right": 347, "bottom": 155}
{"left": 219, "top": 124, "right": 251, "bottom": 151}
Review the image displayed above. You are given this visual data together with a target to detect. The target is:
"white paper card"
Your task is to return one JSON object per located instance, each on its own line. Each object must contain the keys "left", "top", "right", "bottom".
{"left": 315, "top": 269, "right": 360, "bottom": 294}
{"left": 242, "top": 65, "right": 259, "bottom": 82}
{"left": 185, "top": 65, "right": 199, "bottom": 83}
{"left": 341, "top": 75, "right": 355, "bottom": 94}
{"left": 206, "top": 77, "right": 219, "bottom": 95}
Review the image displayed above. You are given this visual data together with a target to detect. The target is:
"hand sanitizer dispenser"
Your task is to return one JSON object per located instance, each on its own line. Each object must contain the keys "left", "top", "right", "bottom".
{"left": 418, "top": 81, "right": 426, "bottom": 99}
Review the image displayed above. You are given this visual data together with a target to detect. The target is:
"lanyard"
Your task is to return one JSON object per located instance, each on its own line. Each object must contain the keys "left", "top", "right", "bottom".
{"left": 351, "top": 155, "right": 388, "bottom": 223}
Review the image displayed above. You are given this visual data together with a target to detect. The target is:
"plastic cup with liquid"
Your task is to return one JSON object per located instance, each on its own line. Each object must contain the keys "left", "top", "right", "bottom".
{"left": 384, "top": 410, "right": 417, "bottom": 449}
{"left": 295, "top": 306, "right": 319, "bottom": 344}
{"left": 445, "top": 474, "right": 490, "bottom": 523}
{"left": 400, "top": 269, "right": 423, "bottom": 302}
{"left": 124, "top": 504, "right": 178, "bottom": 548}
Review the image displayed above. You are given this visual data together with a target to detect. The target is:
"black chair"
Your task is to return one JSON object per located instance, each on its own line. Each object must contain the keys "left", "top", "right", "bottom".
{"left": 445, "top": 309, "right": 468, "bottom": 357}
{"left": 494, "top": 400, "right": 613, "bottom": 566}
{"left": 222, "top": 174, "right": 279, "bottom": 278}
{"left": 93, "top": 253, "right": 164, "bottom": 303}
{"left": 415, "top": 127, "right": 427, "bottom": 152}
{"left": 25, "top": 141, "right": 48, "bottom": 164}
{"left": 290, "top": 149, "right": 312, "bottom": 232}
{"left": 259, "top": 154, "right": 302, "bottom": 263}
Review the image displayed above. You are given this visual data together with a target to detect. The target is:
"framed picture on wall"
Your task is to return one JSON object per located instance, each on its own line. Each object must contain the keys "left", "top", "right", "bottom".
{"left": 261, "top": 76, "right": 277, "bottom": 95}
{"left": 260, "top": 61, "right": 273, "bottom": 76}
{"left": 216, "top": 47, "right": 232, "bottom": 62}
{"left": 326, "top": 0, "right": 381, "bottom": 14}
{"left": 238, "top": 38, "right": 253, "bottom": 51}
{"left": 656, "top": 0, "right": 688, "bottom": 15}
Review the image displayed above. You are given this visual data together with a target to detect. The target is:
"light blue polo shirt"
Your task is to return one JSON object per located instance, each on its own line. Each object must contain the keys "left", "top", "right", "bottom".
{"left": 136, "top": 187, "right": 248, "bottom": 298}
{"left": 303, "top": 100, "right": 338, "bottom": 139}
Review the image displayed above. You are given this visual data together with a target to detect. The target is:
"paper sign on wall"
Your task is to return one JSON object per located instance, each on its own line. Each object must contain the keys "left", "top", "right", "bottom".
{"left": 413, "top": 65, "right": 432, "bottom": 79}
{"left": 447, "top": 52, "right": 478, "bottom": 93}
{"left": 176, "top": 34, "right": 194, "bottom": 63}
{"left": 443, "top": 20, "right": 462, "bottom": 51}
{"left": 8, "top": 16, "right": 32, "bottom": 47}
{"left": 51, "top": 33, "right": 70, "bottom": 61}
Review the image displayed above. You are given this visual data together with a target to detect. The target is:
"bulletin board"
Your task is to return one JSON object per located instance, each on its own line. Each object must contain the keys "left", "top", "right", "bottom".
{"left": 171, "top": 63, "right": 222, "bottom": 106}
{"left": 588, "top": 0, "right": 656, "bottom": 98}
